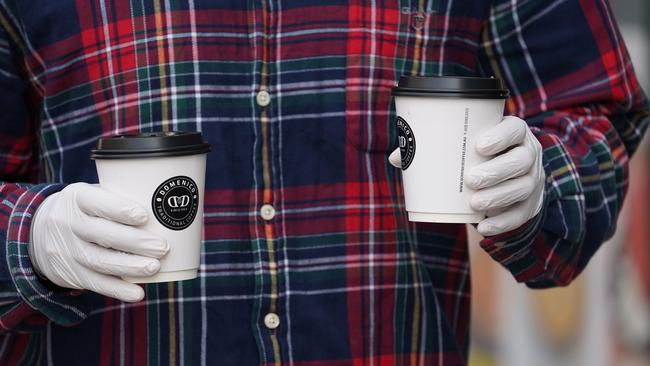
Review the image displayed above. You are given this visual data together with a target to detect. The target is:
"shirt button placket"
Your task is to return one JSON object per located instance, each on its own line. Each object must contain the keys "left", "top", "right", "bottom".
{"left": 246, "top": 0, "right": 279, "bottom": 362}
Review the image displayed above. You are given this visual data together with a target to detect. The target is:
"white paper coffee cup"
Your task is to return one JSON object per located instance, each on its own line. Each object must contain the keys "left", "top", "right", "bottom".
{"left": 91, "top": 132, "right": 211, "bottom": 283}
{"left": 392, "top": 76, "right": 509, "bottom": 223}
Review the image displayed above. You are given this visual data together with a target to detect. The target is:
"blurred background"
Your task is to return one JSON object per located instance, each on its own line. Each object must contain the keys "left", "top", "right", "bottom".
{"left": 467, "top": 1, "right": 650, "bottom": 365}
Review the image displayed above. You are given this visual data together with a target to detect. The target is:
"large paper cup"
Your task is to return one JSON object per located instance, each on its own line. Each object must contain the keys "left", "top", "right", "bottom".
{"left": 91, "top": 132, "right": 211, "bottom": 283}
{"left": 392, "top": 76, "right": 509, "bottom": 223}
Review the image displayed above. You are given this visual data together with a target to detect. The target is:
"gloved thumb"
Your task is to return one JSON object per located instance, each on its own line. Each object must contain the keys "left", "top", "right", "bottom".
{"left": 388, "top": 148, "right": 401, "bottom": 168}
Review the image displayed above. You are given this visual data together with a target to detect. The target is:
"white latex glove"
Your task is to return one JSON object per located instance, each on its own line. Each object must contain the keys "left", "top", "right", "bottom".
{"left": 28, "top": 183, "right": 170, "bottom": 302}
{"left": 388, "top": 116, "right": 545, "bottom": 237}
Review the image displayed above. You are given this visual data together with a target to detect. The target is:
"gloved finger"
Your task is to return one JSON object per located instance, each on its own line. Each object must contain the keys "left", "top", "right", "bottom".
{"left": 475, "top": 116, "right": 527, "bottom": 156}
{"left": 476, "top": 201, "right": 531, "bottom": 237}
{"left": 75, "top": 241, "right": 161, "bottom": 278}
{"left": 388, "top": 148, "right": 401, "bottom": 168}
{"left": 485, "top": 206, "right": 507, "bottom": 218}
{"left": 465, "top": 145, "right": 535, "bottom": 189}
{"left": 74, "top": 184, "right": 149, "bottom": 226}
{"left": 73, "top": 216, "right": 169, "bottom": 258}
{"left": 77, "top": 266, "right": 145, "bottom": 302}
{"left": 469, "top": 174, "right": 536, "bottom": 211}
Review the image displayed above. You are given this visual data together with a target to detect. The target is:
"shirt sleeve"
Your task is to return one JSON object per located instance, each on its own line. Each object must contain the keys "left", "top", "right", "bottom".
{"left": 476, "top": 0, "right": 650, "bottom": 288}
{"left": 0, "top": 16, "right": 85, "bottom": 332}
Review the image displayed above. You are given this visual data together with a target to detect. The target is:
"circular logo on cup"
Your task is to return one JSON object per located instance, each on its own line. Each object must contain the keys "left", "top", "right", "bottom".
{"left": 151, "top": 176, "right": 199, "bottom": 231}
{"left": 396, "top": 116, "right": 416, "bottom": 170}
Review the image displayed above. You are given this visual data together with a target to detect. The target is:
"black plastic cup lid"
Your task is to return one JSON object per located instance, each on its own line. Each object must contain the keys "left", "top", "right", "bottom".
{"left": 91, "top": 131, "right": 212, "bottom": 159}
{"left": 392, "top": 76, "right": 509, "bottom": 99}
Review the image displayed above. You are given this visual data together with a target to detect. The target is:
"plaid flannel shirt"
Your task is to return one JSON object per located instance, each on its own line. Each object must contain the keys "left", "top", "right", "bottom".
{"left": 0, "top": 0, "right": 647, "bottom": 365}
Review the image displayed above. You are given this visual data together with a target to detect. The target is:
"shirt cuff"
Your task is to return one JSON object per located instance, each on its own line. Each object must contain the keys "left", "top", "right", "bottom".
{"left": 478, "top": 188, "right": 549, "bottom": 284}
{"left": 6, "top": 183, "right": 88, "bottom": 326}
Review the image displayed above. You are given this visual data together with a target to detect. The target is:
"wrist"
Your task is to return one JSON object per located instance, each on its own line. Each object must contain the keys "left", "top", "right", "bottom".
{"left": 28, "top": 192, "right": 59, "bottom": 281}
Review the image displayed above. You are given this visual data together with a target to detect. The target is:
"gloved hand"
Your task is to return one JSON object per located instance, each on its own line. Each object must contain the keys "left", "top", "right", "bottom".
{"left": 28, "top": 183, "right": 170, "bottom": 302}
{"left": 388, "top": 116, "right": 545, "bottom": 237}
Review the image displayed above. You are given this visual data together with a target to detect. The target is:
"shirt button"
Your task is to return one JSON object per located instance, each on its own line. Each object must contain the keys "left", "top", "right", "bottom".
{"left": 256, "top": 90, "right": 271, "bottom": 107}
{"left": 260, "top": 204, "right": 276, "bottom": 221}
{"left": 264, "top": 313, "right": 280, "bottom": 329}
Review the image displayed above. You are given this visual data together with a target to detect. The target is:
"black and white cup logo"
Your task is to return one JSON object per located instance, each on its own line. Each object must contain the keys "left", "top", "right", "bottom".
{"left": 396, "top": 116, "right": 416, "bottom": 170}
{"left": 152, "top": 176, "right": 199, "bottom": 230}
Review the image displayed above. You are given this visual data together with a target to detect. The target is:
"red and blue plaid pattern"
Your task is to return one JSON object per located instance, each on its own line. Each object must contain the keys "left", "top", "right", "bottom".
{"left": 0, "top": 0, "right": 647, "bottom": 365}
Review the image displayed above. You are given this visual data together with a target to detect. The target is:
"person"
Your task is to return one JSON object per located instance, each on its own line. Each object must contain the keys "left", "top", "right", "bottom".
{"left": 0, "top": 0, "right": 647, "bottom": 365}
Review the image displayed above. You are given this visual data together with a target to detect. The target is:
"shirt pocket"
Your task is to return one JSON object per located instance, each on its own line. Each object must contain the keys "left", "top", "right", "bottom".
{"left": 343, "top": 2, "right": 434, "bottom": 154}
{"left": 343, "top": 1, "right": 491, "bottom": 154}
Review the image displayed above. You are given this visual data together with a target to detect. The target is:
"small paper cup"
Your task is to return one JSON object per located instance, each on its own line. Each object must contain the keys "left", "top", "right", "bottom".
{"left": 392, "top": 76, "right": 509, "bottom": 223}
{"left": 91, "top": 132, "right": 211, "bottom": 283}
